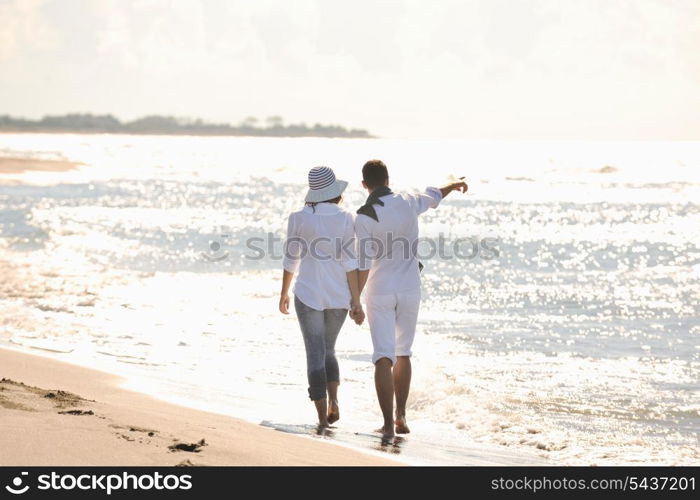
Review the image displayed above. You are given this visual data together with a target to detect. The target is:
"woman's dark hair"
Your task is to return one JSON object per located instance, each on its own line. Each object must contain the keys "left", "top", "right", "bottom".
{"left": 362, "top": 159, "right": 389, "bottom": 189}
{"left": 306, "top": 195, "right": 341, "bottom": 213}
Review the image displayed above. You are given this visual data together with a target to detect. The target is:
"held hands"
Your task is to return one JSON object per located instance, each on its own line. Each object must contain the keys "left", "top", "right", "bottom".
{"left": 280, "top": 293, "right": 364, "bottom": 326}
{"left": 349, "top": 300, "right": 365, "bottom": 326}
{"left": 280, "top": 293, "right": 364, "bottom": 325}
{"left": 279, "top": 294, "right": 290, "bottom": 314}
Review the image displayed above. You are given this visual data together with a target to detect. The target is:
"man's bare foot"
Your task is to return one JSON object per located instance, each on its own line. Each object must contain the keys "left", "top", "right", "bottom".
{"left": 327, "top": 400, "right": 340, "bottom": 424}
{"left": 395, "top": 415, "right": 410, "bottom": 434}
{"left": 375, "top": 425, "right": 395, "bottom": 439}
{"left": 316, "top": 422, "right": 333, "bottom": 435}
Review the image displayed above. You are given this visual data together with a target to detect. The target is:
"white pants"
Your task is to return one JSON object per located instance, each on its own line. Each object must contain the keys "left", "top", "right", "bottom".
{"left": 365, "top": 289, "right": 422, "bottom": 365}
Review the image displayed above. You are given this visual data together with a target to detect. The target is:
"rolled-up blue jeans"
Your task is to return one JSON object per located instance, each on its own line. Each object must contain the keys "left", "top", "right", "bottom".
{"left": 294, "top": 295, "right": 347, "bottom": 401}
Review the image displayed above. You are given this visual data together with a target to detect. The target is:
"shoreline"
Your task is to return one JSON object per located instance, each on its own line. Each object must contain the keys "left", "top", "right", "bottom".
{"left": 0, "top": 347, "right": 399, "bottom": 466}
{"left": 0, "top": 344, "right": 550, "bottom": 466}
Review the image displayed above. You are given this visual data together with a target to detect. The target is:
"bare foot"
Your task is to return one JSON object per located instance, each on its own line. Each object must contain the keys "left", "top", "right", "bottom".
{"left": 375, "top": 425, "right": 395, "bottom": 439}
{"left": 327, "top": 400, "right": 340, "bottom": 424}
{"left": 395, "top": 415, "right": 410, "bottom": 434}
{"left": 316, "top": 422, "right": 333, "bottom": 435}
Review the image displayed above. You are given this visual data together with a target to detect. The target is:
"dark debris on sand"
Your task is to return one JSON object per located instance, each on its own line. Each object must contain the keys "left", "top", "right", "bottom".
{"left": 129, "top": 427, "right": 157, "bottom": 437}
{"left": 168, "top": 439, "right": 207, "bottom": 453}
{"left": 58, "top": 409, "right": 95, "bottom": 416}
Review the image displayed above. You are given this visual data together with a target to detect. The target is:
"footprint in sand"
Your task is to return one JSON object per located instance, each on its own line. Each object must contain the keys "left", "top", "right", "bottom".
{"left": 0, "top": 378, "right": 92, "bottom": 412}
{"left": 175, "top": 459, "right": 199, "bottom": 466}
{"left": 1, "top": 378, "right": 211, "bottom": 463}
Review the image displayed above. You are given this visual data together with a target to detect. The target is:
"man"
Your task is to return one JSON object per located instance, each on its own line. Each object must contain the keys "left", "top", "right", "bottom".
{"left": 355, "top": 159, "right": 468, "bottom": 438}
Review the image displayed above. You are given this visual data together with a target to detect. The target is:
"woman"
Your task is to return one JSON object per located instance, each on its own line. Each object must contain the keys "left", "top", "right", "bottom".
{"left": 279, "top": 166, "right": 364, "bottom": 428}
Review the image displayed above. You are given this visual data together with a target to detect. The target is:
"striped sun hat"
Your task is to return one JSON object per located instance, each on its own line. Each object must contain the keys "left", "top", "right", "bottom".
{"left": 304, "top": 166, "right": 349, "bottom": 203}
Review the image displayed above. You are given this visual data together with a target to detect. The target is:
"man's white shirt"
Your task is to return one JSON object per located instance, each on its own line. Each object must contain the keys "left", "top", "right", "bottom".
{"left": 355, "top": 187, "right": 442, "bottom": 296}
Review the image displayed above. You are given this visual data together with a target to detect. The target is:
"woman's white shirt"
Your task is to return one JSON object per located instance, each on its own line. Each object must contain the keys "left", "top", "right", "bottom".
{"left": 283, "top": 203, "right": 358, "bottom": 311}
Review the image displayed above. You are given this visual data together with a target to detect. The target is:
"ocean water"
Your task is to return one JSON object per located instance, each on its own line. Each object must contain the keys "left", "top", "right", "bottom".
{"left": 0, "top": 133, "right": 698, "bottom": 465}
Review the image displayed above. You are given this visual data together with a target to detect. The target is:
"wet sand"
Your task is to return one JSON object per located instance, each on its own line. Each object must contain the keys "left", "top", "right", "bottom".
{"left": 0, "top": 348, "right": 398, "bottom": 466}
{"left": 0, "top": 156, "right": 80, "bottom": 174}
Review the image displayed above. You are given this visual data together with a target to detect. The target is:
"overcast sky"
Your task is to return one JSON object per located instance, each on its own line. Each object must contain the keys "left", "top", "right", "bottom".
{"left": 1, "top": 0, "right": 699, "bottom": 139}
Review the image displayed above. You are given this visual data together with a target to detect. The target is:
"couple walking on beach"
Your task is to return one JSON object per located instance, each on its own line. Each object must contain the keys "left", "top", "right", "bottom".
{"left": 279, "top": 160, "right": 468, "bottom": 438}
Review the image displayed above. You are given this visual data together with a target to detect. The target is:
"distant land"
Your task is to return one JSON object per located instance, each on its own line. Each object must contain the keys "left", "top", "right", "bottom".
{"left": 0, "top": 114, "right": 373, "bottom": 138}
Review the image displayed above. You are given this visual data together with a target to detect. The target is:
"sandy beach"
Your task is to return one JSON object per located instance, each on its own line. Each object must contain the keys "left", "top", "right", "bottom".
{"left": 0, "top": 347, "right": 397, "bottom": 466}
{"left": 0, "top": 156, "right": 80, "bottom": 174}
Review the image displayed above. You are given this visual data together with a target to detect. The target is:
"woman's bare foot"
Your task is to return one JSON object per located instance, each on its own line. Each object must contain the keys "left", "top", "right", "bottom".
{"left": 395, "top": 415, "right": 410, "bottom": 434}
{"left": 327, "top": 400, "right": 340, "bottom": 424}
{"left": 314, "top": 398, "right": 329, "bottom": 428}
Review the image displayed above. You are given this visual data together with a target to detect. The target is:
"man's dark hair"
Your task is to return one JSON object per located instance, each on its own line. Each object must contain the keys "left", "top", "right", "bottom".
{"left": 362, "top": 159, "right": 389, "bottom": 189}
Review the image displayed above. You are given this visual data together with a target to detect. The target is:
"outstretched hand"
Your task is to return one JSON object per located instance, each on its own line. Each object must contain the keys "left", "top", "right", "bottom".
{"left": 450, "top": 177, "right": 468, "bottom": 193}
{"left": 441, "top": 177, "right": 468, "bottom": 198}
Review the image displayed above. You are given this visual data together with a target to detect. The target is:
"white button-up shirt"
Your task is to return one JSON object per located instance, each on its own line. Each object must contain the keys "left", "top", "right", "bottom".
{"left": 283, "top": 203, "right": 358, "bottom": 311}
{"left": 355, "top": 187, "right": 442, "bottom": 296}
